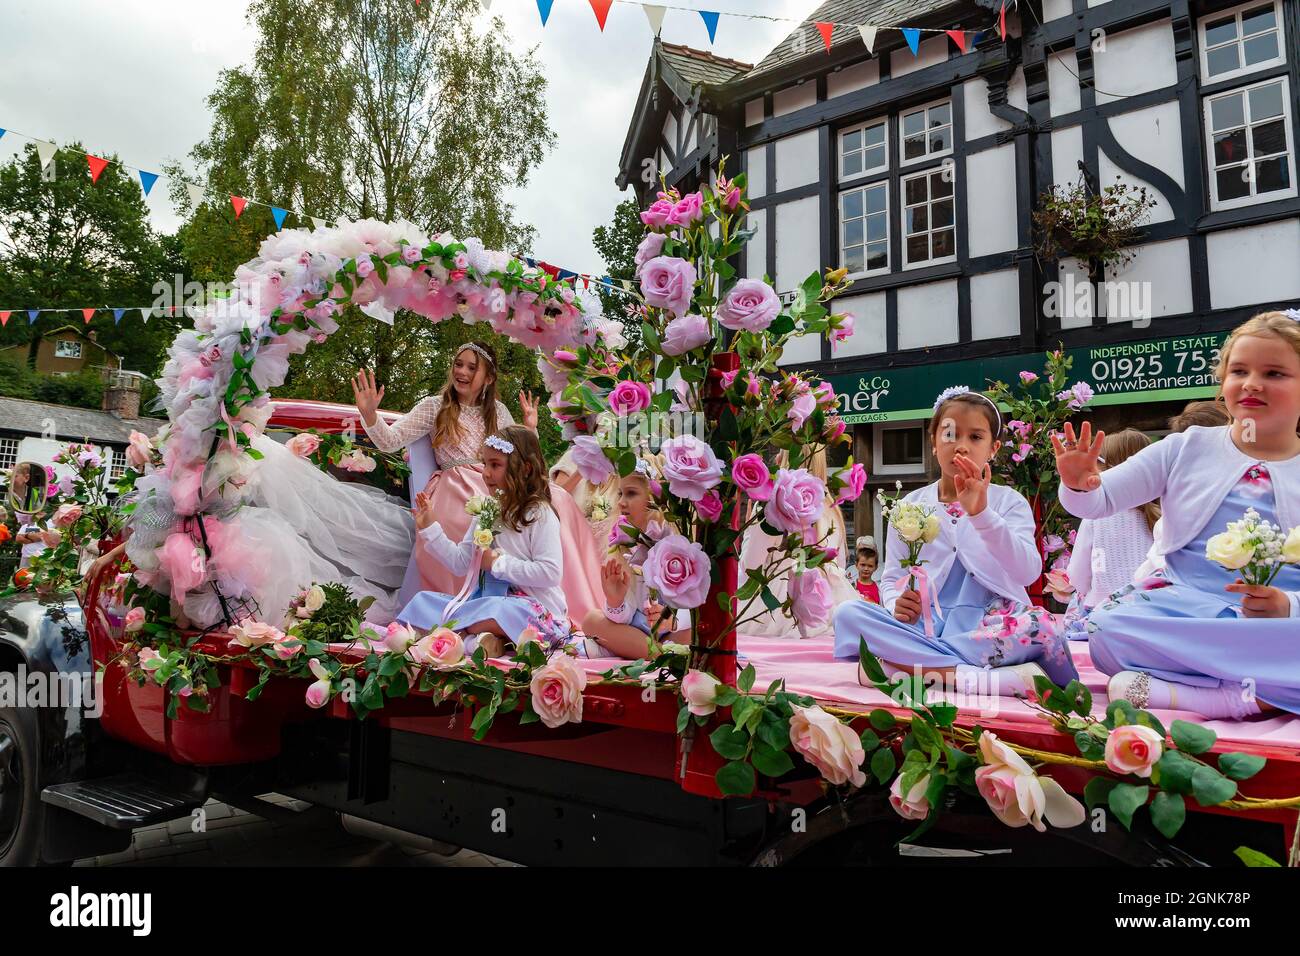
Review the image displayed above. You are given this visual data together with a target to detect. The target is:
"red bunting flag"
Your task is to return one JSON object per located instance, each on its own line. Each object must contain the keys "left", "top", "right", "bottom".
{"left": 1000, "top": 1, "right": 1007, "bottom": 41}
{"left": 81, "top": 308, "right": 96, "bottom": 323}
{"left": 815, "top": 22, "right": 834, "bottom": 52}
{"left": 86, "top": 154, "right": 110, "bottom": 183}
{"left": 230, "top": 195, "right": 247, "bottom": 219}
{"left": 947, "top": 30, "right": 968, "bottom": 53}
{"left": 588, "top": 0, "right": 613, "bottom": 30}
{"left": 0, "top": 311, "right": 10, "bottom": 327}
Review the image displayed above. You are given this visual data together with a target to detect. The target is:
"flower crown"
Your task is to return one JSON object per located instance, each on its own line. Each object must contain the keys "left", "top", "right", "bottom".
{"left": 932, "top": 386, "right": 1002, "bottom": 434}
{"left": 1283, "top": 308, "right": 1300, "bottom": 323}
{"left": 484, "top": 434, "right": 514, "bottom": 455}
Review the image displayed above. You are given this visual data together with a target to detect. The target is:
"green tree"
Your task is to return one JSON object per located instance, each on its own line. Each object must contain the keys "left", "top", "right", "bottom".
{"left": 591, "top": 195, "right": 643, "bottom": 346}
{"left": 0, "top": 143, "right": 181, "bottom": 378}
{"left": 170, "top": 0, "right": 557, "bottom": 421}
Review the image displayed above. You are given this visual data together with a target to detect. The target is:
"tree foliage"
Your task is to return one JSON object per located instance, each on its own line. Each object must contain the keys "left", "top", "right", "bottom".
{"left": 591, "top": 195, "right": 643, "bottom": 347}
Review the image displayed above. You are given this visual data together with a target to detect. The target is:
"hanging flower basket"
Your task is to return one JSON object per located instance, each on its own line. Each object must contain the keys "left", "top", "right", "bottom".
{"left": 1033, "top": 176, "right": 1158, "bottom": 272}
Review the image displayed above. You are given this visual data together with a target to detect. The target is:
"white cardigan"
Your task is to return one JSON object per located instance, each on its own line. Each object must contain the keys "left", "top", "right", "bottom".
{"left": 1059, "top": 425, "right": 1300, "bottom": 616}
{"left": 1066, "top": 510, "right": 1155, "bottom": 607}
{"left": 419, "top": 504, "right": 567, "bottom": 622}
{"left": 879, "top": 481, "right": 1041, "bottom": 615}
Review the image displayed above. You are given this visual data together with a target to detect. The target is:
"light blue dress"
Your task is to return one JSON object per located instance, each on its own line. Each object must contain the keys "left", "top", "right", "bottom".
{"left": 833, "top": 554, "right": 1077, "bottom": 686}
{"left": 398, "top": 568, "right": 572, "bottom": 649}
{"left": 1088, "top": 464, "right": 1300, "bottom": 713}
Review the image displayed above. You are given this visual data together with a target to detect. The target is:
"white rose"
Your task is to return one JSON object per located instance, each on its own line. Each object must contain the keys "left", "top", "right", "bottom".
{"left": 1282, "top": 526, "right": 1300, "bottom": 564}
{"left": 304, "top": 585, "right": 326, "bottom": 613}
{"left": 922, "top": 513, "right": 941, "bottom": 543}
{"left": 474, "top": 527, "right": 494, "bottom": 549}
{"left": 1206, "top": 529, "right": 1254, "bottom": 570}
{"left": 893, "top": 511, "right": 923, "bottom": 543}
{"left": 466, "top": 496, "right": 486, "bottom": 516}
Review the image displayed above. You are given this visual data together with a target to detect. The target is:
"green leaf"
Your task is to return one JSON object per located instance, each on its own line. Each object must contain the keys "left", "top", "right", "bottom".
{"left": 870, "top": 747, "right": 896, "bottom": 784}
{"left": 1155, "top": 750, "right": 1198, "bottom": 794}
{"left": 377, "top": 654, "right": 404, "bottom": 677}
{"left": 1191, "top": 765, "right": 1238, "bottom": 807}
{"left": 868, "top": 709, "right": 896, "bottom": 731}
{"left": 751, "top": 744, "right": 795, "bottom": 778}
{"left": 1171, "top": 719, "right": 1217, "bottom": 755}
{"left": 909, "top": 717, "right": 939, "bottom": 750}
{"left": 1149, "top": 791, "right": 1186, "bottom": 839}
{"left": 737, "top": 663, "right": 756, "bottom": 693}
{"left": 716, "top": 760, "right": 756, "bottom": 796}
{"left": 1217, "top": 751, "right": 1266, "bottom": 781}
{"left": 1133, "top": 709, "right": 1166, "bottom": 741}
{"left": 1083, "top": 775, "right": 1118, "bottom": 811}
{"left": 1104, "top": 698, "right": 1137, "bottom": 729}
{"left": 730, "top": 696, "right": 753, "bottom": 731}
{"left": 1234, "top": 846, "right": 1281, "bottom": 867}
{"left": 859, "top": 728, "right": 881, "bottom": 752}
{"left": 520, "top": 707, "right": 541, "bottom": 726}
{"left": 1107, "top": 783, "right": 1149, "bottom": 830}
{"left": 928, "top": 704, "right": 958, "bottom": 729}
{"left": 712, "top": 685, "right": 739, "bottom": 707}
{"left": 1074, "top": 729, "right": 1106, "bottom": 761}
{"left": 709, "top": 723, "right": 749, "bottom": 761}
{"left": 757, "top": 712, "right": 789, "bottom": 751}
{"left": 760, "top": 586, "right": 781, "bottom": 612}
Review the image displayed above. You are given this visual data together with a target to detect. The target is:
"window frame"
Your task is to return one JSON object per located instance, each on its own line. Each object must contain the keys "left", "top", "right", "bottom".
{"left": 0, "top": 436, "right": 19, "bottom": 475}
{"left": 54, "top": 339, "right": 83, "bottom": 359}
{"left": 838, "top": 180, "right": 891, "bottom": 280}
{"left": 838, "top": 117, "right": 890, "bottom": 184}
{"left": 1197, "top": 0, "right": 1286, "bottom": 85}
{"left": 1203, "top": 74, "right": 1297, "bottom": 211}
{"left": 898, "top": 97, "right": 954, "bottom": 168}
{"left": 871, "top": 421, "right": 930, "bottom": 477}
{"left": 900, "top": 165, "right": 959, "bottom": 269}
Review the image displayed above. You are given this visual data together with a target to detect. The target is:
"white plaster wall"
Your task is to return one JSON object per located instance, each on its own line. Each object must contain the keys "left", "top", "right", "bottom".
{"left": 891, "top": 35, "right": 948, "bottom": 79}
{"left": 746, "top": 146, "right": 767, "bottom": 199}
{"left": 829, "top": 58, "right": 880, "bottom": 98}
{"left": 1043, "top": 0, "right": 1073, "bottom": 20}
{"left": 1055, "top": 258, "right": 1095, "bottom": 330}
{"left": 897, "top": 280, "right": 960, "bottom": 350}
{"left": 828, "top": 291, "right": 888, "bottom": 357}
{"left": 1095, "top": 20, "right": 1178, "bottom": 106}
{"left": 966, "top": 145, "right": 1018, "bottom": 257}
{"left": 1106, "top": 100, "right": 1185, "bottom": 189}
{"left": 970, "top": 270, "right": 1021, "bottom": 340}
{"left": 774, "top": 129, "right": 819, "bottom": 192}
{"left": 1048, "top": 51, "right": 1081, "bottom": 116}
{"left": 773, "top": 83, "right": 816, "bottom": 118}
{"left": 778, "top": 332, "right": 823, "bottom": 365}
{"left": 744, "top": 212, "right": 767, "bottom": 281}
{"left": 774, "top": 196, "right": 821, "bottom": 294}
{"left": 1103, "top": 238, "right": 1193, "bottom": 322}
{"left": 1051, "top": 125, "right": 1085, "bottom": 189}
{"left": 1207, "top": 219, "right": 1300, "bottom": 309}
{"left": 963, "top": 76, "right": 1010, "bottom": 140}
{"left": 682, "top": 116, "right": 698, "bottom": 157}
{"left": 745, "top": 98, "right": 764, "bottom": 127}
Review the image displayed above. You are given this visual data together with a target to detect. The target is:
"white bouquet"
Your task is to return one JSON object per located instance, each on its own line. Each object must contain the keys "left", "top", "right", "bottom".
{"left": 1205, "top": 508, "right": 1300, "bottom": 586}
{"left": 876, "top": 481, "right": 941, "bottom": 578}
{"left": 466, "top": 493, "right": 503, "bottom": 551}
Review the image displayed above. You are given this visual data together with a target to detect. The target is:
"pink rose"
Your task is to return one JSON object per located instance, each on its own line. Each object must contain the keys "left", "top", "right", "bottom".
{"left": 608, "top": 515, "right": 637, "bottom": 549}
{"left": 830, "top": 312, "right": 855, "bottom": 347}
{"left": 125, "top": 430, "right": 154, "bottom": 470}
{"left": 305, "top": 658, "right": 333, "bottom": 709}
{"left": 123, "top": 606, "right": 146, "bottom": 633}
{"left": 661, "top": 313, "right": 711, "bottom": 356}
{"left": 659, "top": 435, "right": 723, "bottom": 502}
{"left": 717, "top": 279, "right": 780, "bottom": 333}
{"left": 643, "top": 534, "right": 711, "bottom": 609}
{"left": 765, "top": 468, "right": 826, "bottom": 537}
{"left": 137, "top": 646, "right": 164, "bottom": 675}
{"left": 415, "top": 627, "right": 466, "bottom": 670}
{"left": 889, "top": 774, "right": 932, "bottom": 821}
{"left": 355, "top": 256, "right": 375, "bottom": 279}
{"left": 274, "top": 638, "right": 304, "bottom": 661}
{"left": 640, "top": 199, "right": 675, "bottom": 230}
{"left": 1105, "top": 724, "right": 1163, "bottom": 779}
{"left": 639, "top": 256, "right": 697, "bottom": 317}
{"left": 571, "top": 435, "right": 616, "bottom": 485}
{"left": 401, "top": 245, "right": 422, "bottom": 264}
{"left": 789, "top": 570, "right": 832, "bottom": 638}
{"left": 286, "top": 433, "right": 322, "bottom": 458}
{"left": 1044, "top": 569, "right": 1074, "bottom": 602}
{"left": 731, "top": 453, "right": 774, "bottom": 502}
{"left": 634, "top": 233, "right": 667, "bottom": 276}
{"left": 384, "top": 622, "right": 419, "bottom": 653}
{"left": 835, "top": 462, "right": 867, "bottom": 505}
{"left": 681, "top": 669, "right": 720, "bottom": 717}
{"left": 720, "top": 369, "right": 738, "bottom": 390}
{"left": 52, "top": 503, "right": 82, "bottom": 528}
{"left": 529, "top": 654, "right": 588, "bottom": 728}
{"left": 229, "top": 620, "right": 285, "bottom": 649}
{"left": 553, "top": 349, "right": 578, "bottom": 365}
{"left": 975, "top": 732, "right": 1085, "bottom": 832}
{"left": 788, "top": 391, "right": 817, "bottom": 431}
{"left": 608, "top": 380, "right": 653, "bottom": 417}
{"left": 516, "top": 625, "right": 540, "bottom": 649}
{"left": 668, "top": 192, "right": 704, "bottom": 226}
{"left": 813, "top": 381, "right": 836, "bottom": 408}
{"left": 723, "top": 186, "right": 741, "bottom": 211}
{"left": 1019, "top": 371, "right": 1039, "bottom": 384}
{"left": 789, "top": 704, "right": 866, "bottom": 787}
{"left": 745, "top": 373, "right": 761, "bottom": 398}
{"left": 695, "top": 490, "right": 723, "bottom": 523}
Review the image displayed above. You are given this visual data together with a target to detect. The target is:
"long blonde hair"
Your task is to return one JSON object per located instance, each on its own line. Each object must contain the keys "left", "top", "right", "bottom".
{"left": 1102, "top": 430, "right": 1160, "bottom": 532}
{"left": 433, "top": 341, "right": 501, "bottom": 448}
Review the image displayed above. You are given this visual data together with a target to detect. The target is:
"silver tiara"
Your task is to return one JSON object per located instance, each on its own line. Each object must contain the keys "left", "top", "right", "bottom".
{"left": 932, "top": 386, "right": 1002, "bottom": 434}
{"left": 457, "top": 342, "right": 496, "bottom": 368}
{"left": 634, "top": 458, "right": 655, "bottom": 478}
{"left": 1284, "top": 308, "right": 1300, "bottom": 323}
{"left": 484, "top": 434, "right": 515, "bottom": 454}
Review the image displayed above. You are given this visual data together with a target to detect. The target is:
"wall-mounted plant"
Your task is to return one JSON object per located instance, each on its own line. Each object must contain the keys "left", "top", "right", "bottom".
{"left": 1033, "top": 174, "right": 1158, "bottom": 272}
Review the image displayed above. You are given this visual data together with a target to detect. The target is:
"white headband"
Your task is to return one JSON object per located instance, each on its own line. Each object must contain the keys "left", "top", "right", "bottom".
{"left": 457, "top": 342, "right": 496, "bottom": 368}
{"left": 932, "top": 386, "right": 1002, "bottom": 434}
{"left": 484, "top": 434, "right": 515, "bottom": 454}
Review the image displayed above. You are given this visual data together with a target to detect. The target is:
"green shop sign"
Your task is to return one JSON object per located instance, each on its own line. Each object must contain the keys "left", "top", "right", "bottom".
{"left": 827, "top": 332, "right": 1228, "bottom": 424}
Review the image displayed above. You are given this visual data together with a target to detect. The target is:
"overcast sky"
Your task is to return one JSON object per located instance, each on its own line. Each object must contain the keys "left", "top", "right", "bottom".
{"left": 0, "top": 0, "right": 815, "bottom": 277}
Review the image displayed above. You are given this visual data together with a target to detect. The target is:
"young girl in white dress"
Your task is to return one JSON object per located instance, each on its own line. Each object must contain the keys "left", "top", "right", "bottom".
{"left": 352, "top": 340, "right": 604, "bottom": 622}
{"left": 1055, "top": 311, "right": 1300, "bottom": 718}
{"left": 399, "top": 425, "right": 570, "bottom": 658}
{"left": 833, "top": 388, "right": 1076, "bottom": 696}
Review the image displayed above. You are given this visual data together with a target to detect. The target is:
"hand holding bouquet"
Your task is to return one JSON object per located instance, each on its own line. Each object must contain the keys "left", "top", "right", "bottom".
{"left": 877, "top": 482, "right": 941, "bottom": 631}
{"left": 1208, "top": 508, "right": 1300, "bottom": 618}
{"left": 466, "top": 493, "right": 503, "bottom": 551}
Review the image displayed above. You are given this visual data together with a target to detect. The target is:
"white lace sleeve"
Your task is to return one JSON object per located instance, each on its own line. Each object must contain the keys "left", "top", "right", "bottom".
{"left": 362, "top": 395, "right": 441, "bottom": 453}
{"left": 496, "top": 400, "right": 515, "bottom": 428}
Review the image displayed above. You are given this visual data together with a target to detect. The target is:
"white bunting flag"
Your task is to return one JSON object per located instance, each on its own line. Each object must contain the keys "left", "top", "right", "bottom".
{"left": 858, "top": 25, "right": 877, "bottom": 53}
{"left": 643, "top": 4, "right": 666, "bottom": 35}
{"left": 359, "top": 300, "right": 395, "bottom": 325}
{"left": 139, "top": 308, "right": 152, "bottom": 323}
{"left": 186, "top": 182, "right": 207, "bottom": 211}
{"left": 481, "top": 0, "right": 493, "bottom": 10}
{"left": 34, "top": 139, "right": 57, "bottom": 170}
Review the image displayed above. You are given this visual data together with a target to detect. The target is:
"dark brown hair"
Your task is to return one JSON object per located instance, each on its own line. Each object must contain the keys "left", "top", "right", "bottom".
{"left": 434, "top": 341, "right": 500, "bottom": 449}
{"left": 1167, "top": 399, "right": 1230, "bottom": 432}
{"left": 1102, "top": 429, "right": 1160, "bottom": 532}
{"left": 929, "top": 392, "right": 1002, "bottom": 442}
{"left": 486, "top": 424, "right": 551, "bottom": 531}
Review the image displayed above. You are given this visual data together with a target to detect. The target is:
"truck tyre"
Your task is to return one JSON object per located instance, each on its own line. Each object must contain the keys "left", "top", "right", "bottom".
{"left": 0, "top": 702, "right": 45, "bottom": 867}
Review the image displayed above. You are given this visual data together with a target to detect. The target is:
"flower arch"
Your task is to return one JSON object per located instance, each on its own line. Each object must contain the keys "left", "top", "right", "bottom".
{"left": 128, "top": 219, "right": 603, "bottom": 625}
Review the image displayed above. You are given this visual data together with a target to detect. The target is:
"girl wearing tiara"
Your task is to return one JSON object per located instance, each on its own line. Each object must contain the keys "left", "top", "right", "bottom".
{"left": 1055, "top": 311, "right": 1300, "bottom": 719}
{"left": 399, "top": 425, "right": 570, "bottom": 658}
{"left": 352, "top": 340, "right": 604, "bottom": 622}
{"left": 833, "top": 387, "right": 1076, "bottom": 697}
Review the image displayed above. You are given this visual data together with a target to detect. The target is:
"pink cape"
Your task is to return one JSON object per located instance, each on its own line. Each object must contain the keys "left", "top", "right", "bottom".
{"left": 413, "top": 463, "right": 604, "bottom": 626}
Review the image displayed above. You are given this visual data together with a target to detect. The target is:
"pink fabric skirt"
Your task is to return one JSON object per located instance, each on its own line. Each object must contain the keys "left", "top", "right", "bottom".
{"left": 413, "top": 463, "right": 605, "bottom": 626}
